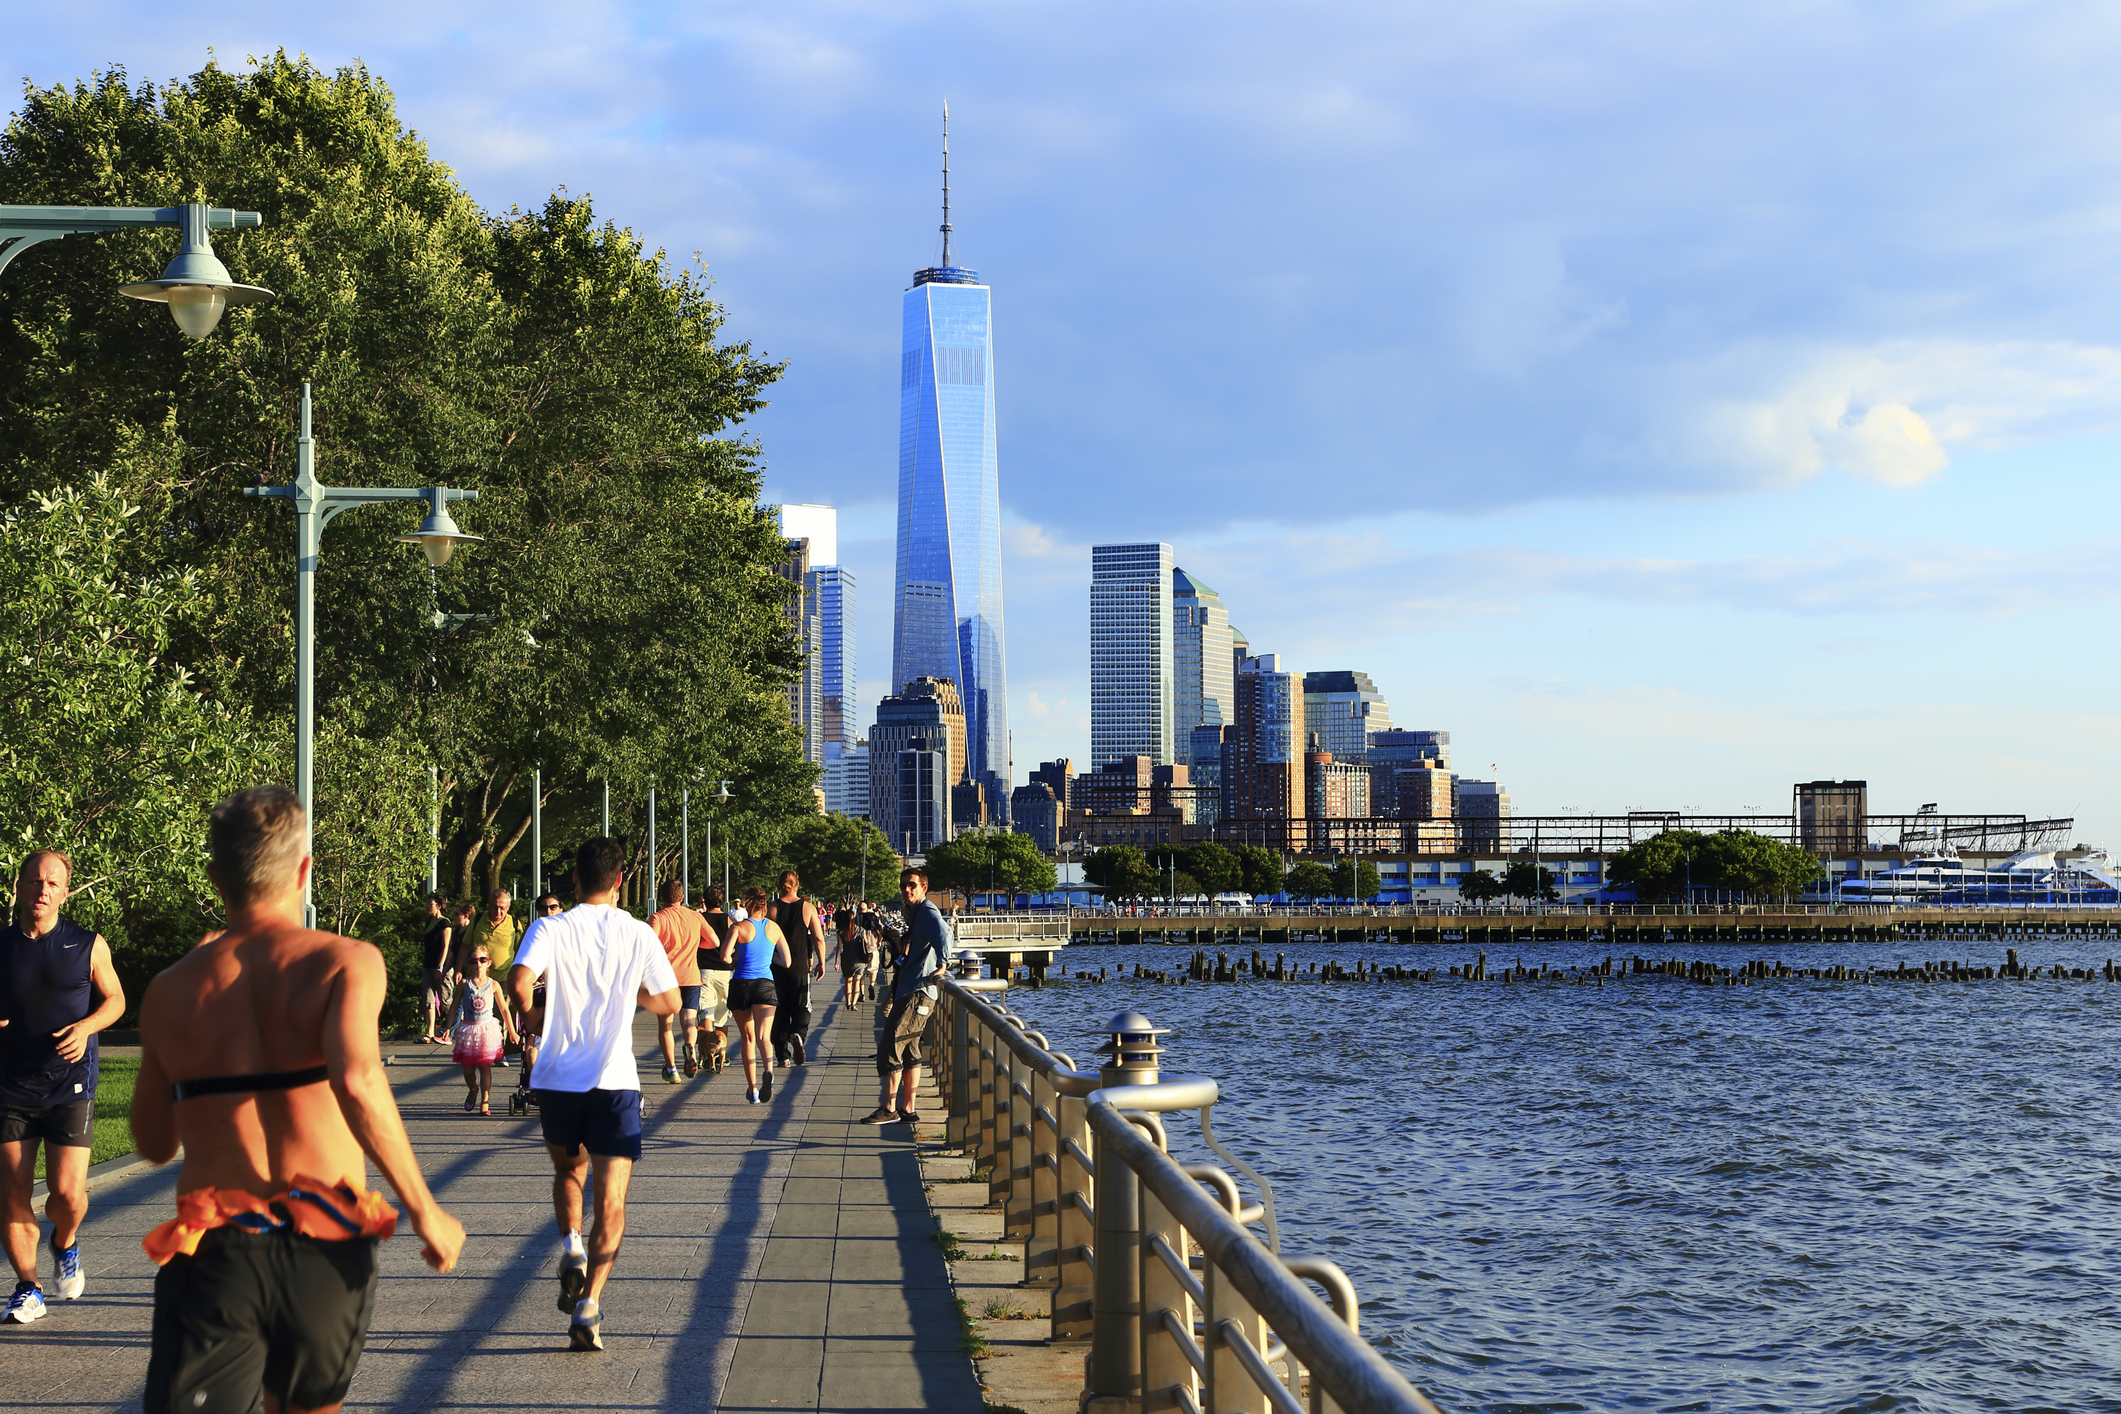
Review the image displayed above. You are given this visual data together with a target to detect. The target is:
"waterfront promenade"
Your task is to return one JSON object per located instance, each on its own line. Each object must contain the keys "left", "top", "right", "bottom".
{"left": 0, "top": 998, "right": 981, "bottom": 1414}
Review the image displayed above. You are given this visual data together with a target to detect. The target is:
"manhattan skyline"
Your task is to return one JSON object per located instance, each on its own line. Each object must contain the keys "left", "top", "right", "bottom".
{"left": 11, "top": 6, "right": 2121, "bottom": 843}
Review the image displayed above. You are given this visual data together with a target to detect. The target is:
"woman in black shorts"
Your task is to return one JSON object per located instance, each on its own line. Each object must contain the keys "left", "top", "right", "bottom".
{"left": 721, "top": 885, "right": 791, "bottom": 1104}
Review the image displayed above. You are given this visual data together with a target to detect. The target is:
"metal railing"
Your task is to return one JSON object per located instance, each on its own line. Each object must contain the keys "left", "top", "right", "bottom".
{"left": 930, "top": 974, "right": 1442, "bottom": 1414}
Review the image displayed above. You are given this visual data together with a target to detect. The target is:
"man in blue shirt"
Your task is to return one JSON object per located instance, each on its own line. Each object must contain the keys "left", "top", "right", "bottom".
{"left": 859, "top": 868, "right": 951, "bottom": 1126}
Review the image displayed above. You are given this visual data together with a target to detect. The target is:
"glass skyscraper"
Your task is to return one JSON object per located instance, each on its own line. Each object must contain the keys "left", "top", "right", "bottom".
{"left": 893, "top": 133, "right": 1010, "bottom": 816}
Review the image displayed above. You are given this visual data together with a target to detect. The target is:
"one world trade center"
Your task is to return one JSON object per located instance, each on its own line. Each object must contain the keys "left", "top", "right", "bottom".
{"left": 893, "top": 110, "right": 1010, "bottom": 818}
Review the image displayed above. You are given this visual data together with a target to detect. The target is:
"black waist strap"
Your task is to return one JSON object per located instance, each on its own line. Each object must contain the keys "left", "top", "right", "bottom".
{"left": 172, "top": 1064, "right": 331, "bottom": 1102}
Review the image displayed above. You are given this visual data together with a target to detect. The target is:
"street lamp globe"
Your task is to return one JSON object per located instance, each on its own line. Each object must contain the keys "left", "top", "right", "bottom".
{"left": 117, "top": 206, "right": 272, "bottom": 340}
{"left": 396, "top": 498, "right": 483, "bottom": 567}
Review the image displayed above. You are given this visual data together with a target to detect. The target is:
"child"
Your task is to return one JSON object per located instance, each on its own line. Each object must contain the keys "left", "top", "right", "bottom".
{"left": 451, "top": 948, "right": 517, "bottom": 1115}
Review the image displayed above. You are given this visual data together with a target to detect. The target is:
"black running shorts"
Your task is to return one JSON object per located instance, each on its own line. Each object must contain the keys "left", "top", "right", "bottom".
{"left": 877, "top": 992, "right": 934, "bottom": 1076}
{"left": 727, "top": 977, "right": 778, "bottom": 1011}
{"left": 537, "top": 1086, "right": 643, "bottom": 1161}
{"left": 0, "top": 1098, "right": 93, "bottom": 1149}
{"left": 144, "top": 1226, "right": 379, "bottom": 1414}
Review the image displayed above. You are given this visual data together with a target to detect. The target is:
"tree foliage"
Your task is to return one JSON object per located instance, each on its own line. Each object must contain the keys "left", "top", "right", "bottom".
{"left": 1084, "top": 845, "right": 1159, "bottom": 901}
{"left": 1230, "top": 844, "right": 1285, "bottom": 899}
{"left": 1605, "top": 829, "right": 1823, "bottom": 902}
{"left": 926, "top": 830, "right": 1057, "bottom": 902}
{"left": 1283, "top": 861, "right": 1335, "bottom": 900}
{"left": 774, "top": 814, "right": 903, "bottom": 905}
{"left": 1458, "top": 868, "right": 1504, "bottom": 902}
{"left": 0, "top": 58, "right": 813, "bottom": 952}
{"left": 1499, "top": 861, "right": 1558, "bottom": 901}
{"left": 1328, "top": 857, "right": 1382, "bottom": 900}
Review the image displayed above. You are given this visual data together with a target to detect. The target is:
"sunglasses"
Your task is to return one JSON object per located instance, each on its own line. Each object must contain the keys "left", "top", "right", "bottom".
{"left": 474, "top": 955, "right": 490, "bottom": 964}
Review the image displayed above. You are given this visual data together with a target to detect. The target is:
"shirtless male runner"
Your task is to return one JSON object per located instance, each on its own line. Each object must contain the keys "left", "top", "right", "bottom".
{"left": 131, "top": 786, "right": 464, "bottom": 1414}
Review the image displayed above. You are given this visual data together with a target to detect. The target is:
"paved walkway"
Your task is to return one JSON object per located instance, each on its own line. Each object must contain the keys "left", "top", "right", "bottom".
{"left": 0, "top": 994, "right": 980, "bottom": 1414}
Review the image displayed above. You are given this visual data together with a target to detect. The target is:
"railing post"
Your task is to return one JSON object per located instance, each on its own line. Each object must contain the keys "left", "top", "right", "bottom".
{"left": 1205, "top": 1245, "right": 1271, "bottom": 1414}
{"left": 948, "top": 986, "right": 974, "bottom": 1150}
{"left": 979, "top": 1027, "right": 1003, "bottom": 1184}
{"left": 1053, "top": 1087, "right": 1096, "bottom": 1340}
{"left": 1085, "top": 1013, "right": 1168, "bottom": 1414}
{"left": 990, "top": 1022, "right": 1016, "bottom": 1211}
{"left": 1027, "top": 1061, "right": 1061, "bottom": 1286}
{"left": 1007, "top": 1042, "right": 1035, "bottom": 1238}
{"left": 1139, "top": 1135, "right": 1197, "bottom": 1413}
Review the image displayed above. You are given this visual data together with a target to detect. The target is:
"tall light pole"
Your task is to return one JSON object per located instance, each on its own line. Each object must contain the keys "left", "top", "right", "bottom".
{"left": 681, "top": 783, "right": 691, "bottom": 900}
{"left": 646, "top": 778, "right": 657, "bottom": 915}
{"left": 246, "top": 383, "right": 481, "bottom": 926}
{"left": 1, "top": 202, "right": 273, "bottom": 336}
{"left": 530, "top": 764, "right": 542, "bottom": 900}
{"left": 712, "top": 780, "right": 735, "bottom": 904}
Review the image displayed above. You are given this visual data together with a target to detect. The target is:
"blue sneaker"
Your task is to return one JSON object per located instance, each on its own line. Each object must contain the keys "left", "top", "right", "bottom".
{"left": 4, "top": 1281, "right": 45, "bottom": 1324}
{"left": 52, "top": 1240, "right": 82, "bottom": 1301}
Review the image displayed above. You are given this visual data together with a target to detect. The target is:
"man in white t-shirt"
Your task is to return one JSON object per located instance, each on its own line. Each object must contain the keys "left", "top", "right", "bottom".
{"left": 508, "top": 836, "right": 680, "bottom": 1352}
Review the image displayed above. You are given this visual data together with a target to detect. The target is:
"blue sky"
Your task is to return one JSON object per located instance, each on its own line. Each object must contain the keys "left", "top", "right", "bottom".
{"left": 14, "top": 1, "right": 2121, "bottom": 841}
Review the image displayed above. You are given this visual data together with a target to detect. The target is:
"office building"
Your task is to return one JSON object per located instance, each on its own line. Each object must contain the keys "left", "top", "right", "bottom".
{"left": 952, "top": 780, "right": 990, "bottom": 831}
{"left": 1187, "top": 724, "right": 1227, "bottom": 830}
{"left": 1230, "top": 627, "right": 1250, "bottom": 685}
{"left": 1029, "top": 759, "right": 1075, "bottom": 810}
{"left": 1369, "top": 730, "right": 1453, "bottom": 819}
{"left": 1090, "top": 543, "right": 1175, "bottom": 765}
{"left": 1305, "top": 735, "right": 1370, "bottom": 819}
{"left": 777, "top": 504, "right": 857, "bottom": 793}
{"left": 1010, "top": 783, "right": 1062, "bottom": 854}
{"left": 1076, "top": 756, "right": 1201, "bottom": 823}
{"left": 1459, "top": 780, "right": 1511, "bottom": 848}
{"left": 892, "top": 121, "right": 1010, "bottom": 818}
{"left": 826, "top": 737, "right": 869, "bottom": 819}
{"left": 1302, "top": 671, "right": 1392, "bottom": 766}
{"left": 773, "top": 532, "right": 824, "bottom": 765}
{"left": 869, "top": 677, "right": 967, "bottom": 853}
{"left": 1172, "top": 567, "right": 1235, "bottom": 739}
{"left": 1796, "top": 780, "right": 1868, "bottom": 855}
{"left": 1225, "top": 654, "right": 1305, "bottom": 823}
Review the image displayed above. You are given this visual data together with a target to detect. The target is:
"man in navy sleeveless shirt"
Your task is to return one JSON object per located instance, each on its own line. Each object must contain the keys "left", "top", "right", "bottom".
{"left": 0, "top": 850, "right": 125, "bottom": 1324}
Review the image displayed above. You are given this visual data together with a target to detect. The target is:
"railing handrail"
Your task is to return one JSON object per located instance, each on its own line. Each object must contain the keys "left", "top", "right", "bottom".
{"left": 1086, "top": 1100, "right": 1442, "bottom": 1414}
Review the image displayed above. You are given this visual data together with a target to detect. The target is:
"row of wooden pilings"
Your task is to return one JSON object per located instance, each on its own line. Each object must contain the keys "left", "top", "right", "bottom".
{"left": 1033, "top": 946, "right": 2121, "bottom": 987}
{"left": 1071, "top": 915, "right": 2121, "bottom": 949}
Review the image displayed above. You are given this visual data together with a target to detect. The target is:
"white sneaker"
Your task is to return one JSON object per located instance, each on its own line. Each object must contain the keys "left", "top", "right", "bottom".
{"left": 556, "top": 1247, "right": 588, "bottom": 1312}
{"left": 4, "top": 1282, "right": 45, "bottom": 1324}
{"left": 52, "top": 1240, "right": 82, "bottom": 1301}
{"left": 568, "top": 1296, "right": 603, "bottom": 1351}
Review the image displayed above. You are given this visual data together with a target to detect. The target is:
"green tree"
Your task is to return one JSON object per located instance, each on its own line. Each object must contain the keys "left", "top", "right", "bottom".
{"left": 1084, "top": 845, "right": 1158, "bottom": 902}
{"left": 1499, "top": 861, "right": 1558, "bottom": 901}
{"left": 1284, "top": 861, "right": 1335, "bottom": 900}
{"left": 1231, "top": 844, "right": 1285, "bottom": 899}
{"left": 1330, "top": 857, "right": 1382, "bottom": 900}
{"left": 923, "top": 830, "right": 1057, "bottom": 904}
{"left": 773, "top": 814, "right": 902, "bottom": 905}
{"left": 0, "top": 58, "right": 810, "bottom": 933}
{"left": 1457, "top": 868, "right": 1504, "bottom": 902}
{"left": 0, "top": 475, "right": 266, "bottom": 932}
{"left": 1182, "top": 842, "right": 1241, "bottom": 896}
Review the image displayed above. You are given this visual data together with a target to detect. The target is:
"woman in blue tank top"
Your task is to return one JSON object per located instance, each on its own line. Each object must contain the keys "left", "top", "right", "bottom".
{"left": 721, "top": 886, "right": 790, "bottom": 1104}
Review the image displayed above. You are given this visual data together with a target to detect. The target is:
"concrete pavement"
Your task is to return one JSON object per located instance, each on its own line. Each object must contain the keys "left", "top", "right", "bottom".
{"left": 0, "top": 994, "right": 981, "bottom": 1414}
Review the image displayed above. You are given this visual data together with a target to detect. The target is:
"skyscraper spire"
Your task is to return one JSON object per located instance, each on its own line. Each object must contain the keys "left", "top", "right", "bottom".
{"left": 940, "top": 101, "right": 954, "bottom": 268}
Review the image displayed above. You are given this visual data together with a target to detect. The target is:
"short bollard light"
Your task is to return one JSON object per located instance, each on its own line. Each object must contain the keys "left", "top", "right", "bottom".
{"left": 1094, "top": 1009, "right": 1169, "bottom": 1088}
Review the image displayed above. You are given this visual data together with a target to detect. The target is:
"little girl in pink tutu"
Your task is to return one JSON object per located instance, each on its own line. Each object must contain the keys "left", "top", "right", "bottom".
{"left": 451, "top": 947, "right": 518, "bottom": 1115}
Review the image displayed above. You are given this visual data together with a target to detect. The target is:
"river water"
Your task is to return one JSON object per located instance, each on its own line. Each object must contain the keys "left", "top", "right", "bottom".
{"left": 1005, "top": 936, "right": 2121, "bottom": 1413}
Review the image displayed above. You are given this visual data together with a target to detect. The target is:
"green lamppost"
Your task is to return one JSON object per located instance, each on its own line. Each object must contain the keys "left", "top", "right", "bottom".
{"left": 0, "top": 202, "right": 272, "bottom": 336}
{"left": 247, "top": 382, "right": 483, "bottom": 925}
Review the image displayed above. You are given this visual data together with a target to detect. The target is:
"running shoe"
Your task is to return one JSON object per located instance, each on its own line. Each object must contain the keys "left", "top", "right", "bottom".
{"left": 568, "top": 1296, "right": 603, "bottom": 1351}
{"left": 53, "top": 1239, "right": 82, "bottom": 1300}
{"left": 896, "top": 1107, "right": 919, "bottom": 1125}
{"left": 556, "top": 1248, "right": 588, "bottom": 1312}
{"left": 4, "top": 1281, "right": 45, "bottom": 1324}
{"left": 792, "top": 1036, "right": 806, "bottom": 1066}
{"left": 745, "top": 1086, "right": 759, "bottom": 1104}
{"left": 759, "top": 1070, "right": 772, "bottom": 1101}
{"left": 662, "top": 1067, "right": 680, "bottom": 1085}
{"left": 858, "top": 1107, "right": 898, "bottom": 1124}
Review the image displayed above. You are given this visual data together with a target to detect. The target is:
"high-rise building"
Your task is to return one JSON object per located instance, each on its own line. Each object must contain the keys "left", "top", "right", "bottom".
{"left": 1230, "top": 626, "right": 1250, "bottom": 686}
{"left": 774, "top": 533, "right": 824, "bottom": 765}
{"left": 1795, "top": 779, "right": 1867, "bottom": 855}
{"left": 1369, "top": 730, "right": 1453, "bottom": 819}
{"left": 869, "top": 677, "right": 967, "bottom": 854}
{"left": 1029, "top": 759, "right": 1075, "bottom": 810}
{"left": 1304, "top": 735, "right": 1370, "bottom": 819}
{"left": 1172, "top": 567, "right": 1235, "bottom": 740}
{"left": 826, "top": 737, "right": 870, "bottom": 819}
{"left": 1225, "top": 654, "right": 1305, "bottom": 823}
{"left": 1302, "top": 671, "right": 1392, "bottom": 766}
{"left": 1010, "top": 783, "right": 1062, "bottom": 854}
{"left": 777, "top": 504, "right": 857, "bottom": 792}
{"left": 1459, "top": 780, "right": 1511, "bottom": 849}
{"left": 1187, "top": 724, "right": 1226, "bottom": 830}
{"left": 893, "top": 114, "right": 1010, "bottom": 818}
{"left": 1090, "top": 543, "right": 1176, "bottom": 766}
